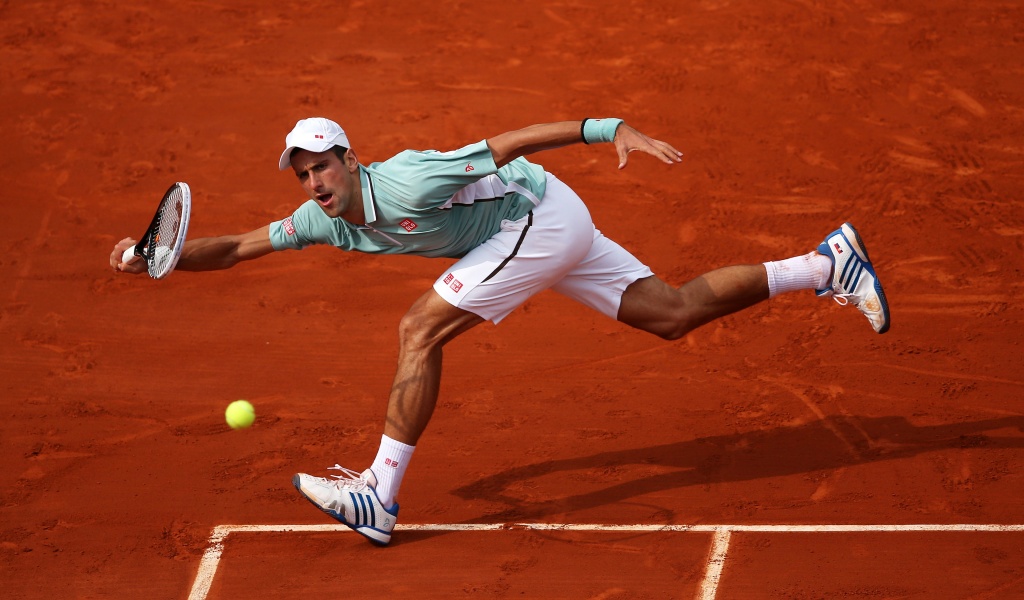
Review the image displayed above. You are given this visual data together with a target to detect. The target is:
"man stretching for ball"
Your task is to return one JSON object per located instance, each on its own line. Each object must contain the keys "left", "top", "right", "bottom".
{"left": 110, "top": 117, "right": 890, "bottom": 545}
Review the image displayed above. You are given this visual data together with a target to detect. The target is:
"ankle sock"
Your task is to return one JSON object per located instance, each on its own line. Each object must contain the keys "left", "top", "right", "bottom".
{"left": 369, "top": 434, "right": 414, "bottom": 509}
{"left": 764, "top": 252, "right": 833, "bottom": 298}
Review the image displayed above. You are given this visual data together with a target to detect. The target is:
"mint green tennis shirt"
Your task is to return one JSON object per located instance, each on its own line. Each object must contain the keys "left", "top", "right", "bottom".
{"left": 268, "top": 140, "right": 547, "bottom": 258}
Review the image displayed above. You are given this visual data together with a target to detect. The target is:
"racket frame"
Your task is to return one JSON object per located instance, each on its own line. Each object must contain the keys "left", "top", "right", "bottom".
{"left": 123, "top": 182, "right": 192, "bottom": 279}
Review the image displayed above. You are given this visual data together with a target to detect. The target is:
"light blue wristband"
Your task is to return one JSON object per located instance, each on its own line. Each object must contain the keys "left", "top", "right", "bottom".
{"left": 581, "top": 118, "right": 623, "bottom": 144}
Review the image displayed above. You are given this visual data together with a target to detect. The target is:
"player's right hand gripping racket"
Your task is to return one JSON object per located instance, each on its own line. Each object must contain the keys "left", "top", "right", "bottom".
{"left": 121, "top": 182, "right": 192, "bottom": 279}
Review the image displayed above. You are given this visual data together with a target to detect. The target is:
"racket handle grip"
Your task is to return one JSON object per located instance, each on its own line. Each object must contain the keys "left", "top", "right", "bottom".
{"left": 122, "top": 245, "right": 140, "bottom": 264}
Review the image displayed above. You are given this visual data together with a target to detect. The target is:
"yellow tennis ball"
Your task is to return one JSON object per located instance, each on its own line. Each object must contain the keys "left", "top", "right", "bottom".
{"left": 225, "top": 400, "right": 255, "bottom": 429}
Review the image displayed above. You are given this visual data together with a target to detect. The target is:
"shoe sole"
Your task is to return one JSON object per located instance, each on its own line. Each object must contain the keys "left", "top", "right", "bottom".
{"left": 292, "top": 474, "right": 393, "bottom": 546}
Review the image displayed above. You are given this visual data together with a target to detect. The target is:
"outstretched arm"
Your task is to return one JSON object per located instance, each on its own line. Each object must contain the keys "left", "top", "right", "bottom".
{"left": 485, "top": 120, "right": 683, "bottom": 169}
{"left": 110, "top": 225, "right": 276, "bottom": 274}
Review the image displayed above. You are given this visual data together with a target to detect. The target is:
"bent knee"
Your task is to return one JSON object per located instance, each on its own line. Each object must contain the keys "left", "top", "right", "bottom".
{"left": 397, "top": 308, "right": 439, "bottom": 350}
{"left": 396, "top": 291, "right": 485, "bottom": 351}
{"left": 618, "top": 279, "right": 699, "bottom": 340}
{"left": 620, "top": 304, "right": 701, "bottom": 341}
{"left": 657, "top": 326, "right": 687, "bottom": 342}
{"left": 647, "top": 313, "right": 698, "bottom": 341}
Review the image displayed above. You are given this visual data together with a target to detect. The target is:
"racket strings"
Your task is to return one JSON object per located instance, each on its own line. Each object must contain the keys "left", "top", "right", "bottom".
{"left": 147, "top": 186, "right": 188, "bottom": 278}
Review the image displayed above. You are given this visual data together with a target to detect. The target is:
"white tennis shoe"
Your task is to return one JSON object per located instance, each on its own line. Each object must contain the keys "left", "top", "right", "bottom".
{"left": 293, "top": 465, "right": 398, "bottom": 546}
{"left": 816, "top": 222, "right": 891, "bottom": 334}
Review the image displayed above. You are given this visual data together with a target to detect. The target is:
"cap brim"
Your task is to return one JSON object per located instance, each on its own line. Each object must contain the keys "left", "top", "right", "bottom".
{"left": 278, "top": 141, "right": 335, "bottom": 170}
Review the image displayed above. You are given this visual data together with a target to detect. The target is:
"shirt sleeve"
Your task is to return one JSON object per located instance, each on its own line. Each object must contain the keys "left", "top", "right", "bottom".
{"left": 372, "top": 140, "right": 500, "bottom": 209}
{"left": 268, "top": 200, "right": 336, "bottom": 251}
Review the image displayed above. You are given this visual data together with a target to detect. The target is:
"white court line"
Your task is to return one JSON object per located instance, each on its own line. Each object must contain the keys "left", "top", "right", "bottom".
{"left": 698, "top": 528, "right": 732, "bottom": 600}
{"left": 187, "top": 523, "right": 1024, "bottom": 600}
{"left": 187, "top": 527, "right": 231, "bottom": 600}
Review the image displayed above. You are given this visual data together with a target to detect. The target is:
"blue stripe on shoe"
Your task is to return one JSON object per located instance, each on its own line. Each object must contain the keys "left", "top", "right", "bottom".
{"left": 849, "top": 263, "right": 865, "bottom": 291}
{"left": 846, "top": 260, "right": 862, "bottom": 289}
{"left": 367, "top": 498, "right": 376, "bottom": 528}
{"left": 839, "top": 257, "right": 855, "bottom": 288}
{"left": 843, "top": 256, "right": 867, "bottom": 291}
{"left": 349, "top": 492, "right": 360, "bottom": 524}
{"left": 357, "top": 494, "right": 370, "bottom": 526}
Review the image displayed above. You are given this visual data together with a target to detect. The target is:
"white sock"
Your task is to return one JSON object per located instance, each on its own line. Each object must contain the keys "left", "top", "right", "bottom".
{"left": 763, "top": 252, "right": 832, "bottom": 298}
{"left": 369, "top": 434, "right": 414, "bottom": 509}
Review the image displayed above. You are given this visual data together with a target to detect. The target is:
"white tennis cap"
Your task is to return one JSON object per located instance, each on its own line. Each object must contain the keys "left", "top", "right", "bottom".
{"left": 278, "top": 117, "right": 351, "bottom": 170}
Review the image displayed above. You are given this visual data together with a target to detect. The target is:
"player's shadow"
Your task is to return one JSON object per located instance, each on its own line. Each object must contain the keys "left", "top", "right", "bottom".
{"left": 451, "top": 414, "right": 1024, "bottom": 523}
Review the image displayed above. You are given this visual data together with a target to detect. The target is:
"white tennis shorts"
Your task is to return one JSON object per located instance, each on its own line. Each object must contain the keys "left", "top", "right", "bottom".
{"left": 433, "top": 173, "right": 654, "bottom": 323}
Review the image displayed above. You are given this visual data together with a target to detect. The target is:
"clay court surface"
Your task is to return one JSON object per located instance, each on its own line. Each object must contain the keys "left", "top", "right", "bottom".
{"left": 2, "top": 1, "right": 1024, "bottom": 598}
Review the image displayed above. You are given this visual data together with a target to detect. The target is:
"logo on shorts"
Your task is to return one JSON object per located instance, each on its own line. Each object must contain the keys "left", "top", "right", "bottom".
{"left": 384, "top": 458, "right": 399, "bottom": 468}
{"left": 444, "top": 273, "right": 462, "bottom": 292}
{"left": 465, "top": 163, "right": 474, "bottom": 173}
{"left": 400, "top": 218, "right": 418, "bottom": 232}
{"left": 282, "top": 217, "right": 296, "bottom": 236}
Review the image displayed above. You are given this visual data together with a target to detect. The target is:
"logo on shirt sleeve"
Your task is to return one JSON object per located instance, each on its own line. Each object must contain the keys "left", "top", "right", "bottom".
{"left": 465, "top": 163, "right": 475, "bottom": 172}
{"left": 282, "top": 217, "right": 296, "bottom": 236}
{"left": 400, "top": 218, "right": 418, "bottom": 232}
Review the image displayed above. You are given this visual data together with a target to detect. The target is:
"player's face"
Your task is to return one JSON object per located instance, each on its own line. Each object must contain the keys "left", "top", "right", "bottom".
{"left": 290, "top": 148, "right": 363, "bottom": 221}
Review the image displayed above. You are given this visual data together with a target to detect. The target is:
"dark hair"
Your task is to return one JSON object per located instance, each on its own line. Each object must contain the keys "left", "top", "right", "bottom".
{"left": 288, "top": 145, "right": 349, "bottom": 162}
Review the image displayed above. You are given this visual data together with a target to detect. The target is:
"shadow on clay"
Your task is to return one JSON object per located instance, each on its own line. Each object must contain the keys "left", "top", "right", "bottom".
{"left": 449, "top": 414, "right": 1024, "bottom": 524}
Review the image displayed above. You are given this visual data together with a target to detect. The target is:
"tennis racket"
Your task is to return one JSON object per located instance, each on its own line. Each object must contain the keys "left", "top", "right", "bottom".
{"left": 121, "top": 182, "right": 192, "bottom": 279}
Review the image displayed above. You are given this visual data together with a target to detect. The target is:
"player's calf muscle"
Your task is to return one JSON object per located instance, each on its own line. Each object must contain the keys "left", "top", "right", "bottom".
{"left": 618, "top": 270, "right": 767, "bottom": 340}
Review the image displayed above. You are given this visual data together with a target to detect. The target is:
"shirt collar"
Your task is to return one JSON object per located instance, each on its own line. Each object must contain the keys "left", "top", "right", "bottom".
{"left": 358, "top": 165, "right": 378, "bottom": 224}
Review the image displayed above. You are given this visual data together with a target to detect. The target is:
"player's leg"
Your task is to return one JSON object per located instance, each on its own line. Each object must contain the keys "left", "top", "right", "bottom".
{"left": 550, "top": 234, "right": 774, "bottom": 339}
{"left": 384, "top": 291, "right": 485, "bottom": 445}
{"left": 616, "top": 265, "right": 771, "bottom": 340}
{"left": 620, "top": 222, "right": 890, "bottom": 337}
{"left": 550, "top": 232, "right": 775, "bottom": 338}
{"left": 554, "top": 223, "right": 888, "bottom": 338}
{"left": 367, "top": 176, "right": 595, "bottom": 503}
{"left": 292, "top": 292, "right": 483, "bottom": 545}
{"left": 365, "top": 290, "right": 484, "bottom": 509}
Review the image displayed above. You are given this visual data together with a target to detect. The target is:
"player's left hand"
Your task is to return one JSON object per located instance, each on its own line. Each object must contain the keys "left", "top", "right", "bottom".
{"left": 614, "top": 124, "right": 684, "bottom": 170}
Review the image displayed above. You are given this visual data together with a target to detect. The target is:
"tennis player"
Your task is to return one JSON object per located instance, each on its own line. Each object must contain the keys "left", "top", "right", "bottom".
{"left": 110, "top": 117, "right": 889, "bottom": 545}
